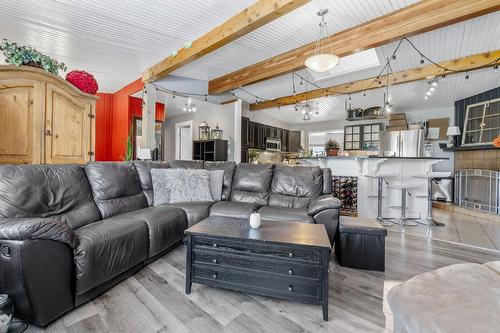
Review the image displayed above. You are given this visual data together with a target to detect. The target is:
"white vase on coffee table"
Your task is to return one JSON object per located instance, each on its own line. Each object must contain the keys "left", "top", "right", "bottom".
{"left": 249, "top": 213, "right": 261, "bottom": 229}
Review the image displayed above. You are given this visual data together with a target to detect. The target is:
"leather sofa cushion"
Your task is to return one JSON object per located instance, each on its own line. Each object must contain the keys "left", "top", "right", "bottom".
{"left": 133, "top": 161, "right": 169, "bottom": 206}
{"left": 0, "top": 164, "right": 101, "bottom": 229}
{"left": 338, "top": 217, "right": 387, "bottom": 236}
{"left": 205, "top": 161, "right": 236, "bottom": 201}
{"left": 84, "top": 162, "right": 148, "bottom": 219}
{"left": 210, "top": 201, "right": 261, "bottom": 219}
{"left": 166, "top": 201, "right": 213, "bottom": 227}
{"left": 322, "top": 168, "right": 333, "bottom": 194}
{"left": 258, "top": 206, "right": 314, "bottom": 224}
{"left": 230, "top": 164, "right": 273, "bottom": 205}
{"left": 268, "top": 165, "right": 323, "bottom": 209}
{"left": 168, "top": 160, "right": 204, "bottom": 169}
{"left": 118, "top": 206, "right": 187, "bottom": 257}
{"left": 74, "top": 216, "right": 149, "bottom": 295}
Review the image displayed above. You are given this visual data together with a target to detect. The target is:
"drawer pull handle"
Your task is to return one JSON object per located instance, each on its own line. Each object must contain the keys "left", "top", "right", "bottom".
{"left": 288, "top": 252, "right": 294, "bottom": 258}
{"left": 212, "top": 258, "right": 218, "bottom": 264}
{"left": 288, "top": 269, "right": 293, "bottom": 275}
{"left": 288, "top": 285, "right": 293, "bottom": 292}
{"left": 212, "top": 243, "right": 218, "bottom": 248}
{"left": 212, "top": 273, "right": 217, "bottom": 279}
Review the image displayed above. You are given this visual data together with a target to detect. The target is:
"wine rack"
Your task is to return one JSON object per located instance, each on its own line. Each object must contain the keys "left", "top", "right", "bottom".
{"left": 332, "top": 176, "right": 358, "bottom": 216}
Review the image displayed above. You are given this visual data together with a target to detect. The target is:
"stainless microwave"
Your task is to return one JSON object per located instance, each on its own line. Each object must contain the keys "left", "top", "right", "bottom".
{"left": 266, "top": 137, "right": 281, "bottom": 151}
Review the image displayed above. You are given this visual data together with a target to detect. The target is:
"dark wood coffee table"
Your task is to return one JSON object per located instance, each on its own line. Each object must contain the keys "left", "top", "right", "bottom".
{"left": 184, "top": 216, "right": 332, "bottom": 321}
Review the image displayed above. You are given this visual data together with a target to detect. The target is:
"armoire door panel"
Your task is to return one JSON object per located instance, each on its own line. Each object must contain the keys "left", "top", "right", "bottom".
{"left": 0, "top": 84, "right": 34, "bottom": 163}
{"left": 46, "top": 84, "right": 90, "bottom": 164}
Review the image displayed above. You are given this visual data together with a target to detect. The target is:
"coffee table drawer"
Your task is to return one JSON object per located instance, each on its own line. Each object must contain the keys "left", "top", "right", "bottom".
{"left": 193, "top": 263, "right": 321, "bottom": 300}
{"left": 194, "top": 236, "right": 320, "bottom": 262}
{"left": 193, "top": 248, "right": 321, "bottom": 280}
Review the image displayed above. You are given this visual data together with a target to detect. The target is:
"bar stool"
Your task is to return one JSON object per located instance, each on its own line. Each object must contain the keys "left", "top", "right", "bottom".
{"left": 365, "top": 173, "right": 399, "bottom": 227}
{"left": 386, "top": 183, "right": 420, "bottom": 228}
{"left": 415, "top": 172, "right": 450, "bottom": 228}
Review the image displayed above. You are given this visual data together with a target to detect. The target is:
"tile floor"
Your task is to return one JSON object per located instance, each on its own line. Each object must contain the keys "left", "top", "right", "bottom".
{"left": 387, "top": 208, "right": 500, "bottom": 251}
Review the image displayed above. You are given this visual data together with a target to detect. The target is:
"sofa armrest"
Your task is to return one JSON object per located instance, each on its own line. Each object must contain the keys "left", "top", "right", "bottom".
{"left": 307, "top": 194, "right": 342, "bottom": 216}
{"left": 0, "top": 217, "right": 77, "bottom": 248}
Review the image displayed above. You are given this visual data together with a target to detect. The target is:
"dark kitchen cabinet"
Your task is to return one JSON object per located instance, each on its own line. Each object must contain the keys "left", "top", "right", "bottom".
{"left": 241, "top": 148, "right": 248, "bottom": 163}
{"left": 256, "top": 123, "right": 265, "bottom": 150}
{"left": 264, "top": 126, "right": 272, "bottom": 138}
{"left": 248, "top": 121, "right": 255, "bottom": 147}
{"left": 289, "top": 131, "right": 301, "bottom": 153}
{"left": 280, "top": 129, "right": 290, "bottom": 152}
{"left": 241, "top": 118, "right": 298, "bottom": 152}
{"left": 241, "top": 117, "right": 249, "bottom": 148}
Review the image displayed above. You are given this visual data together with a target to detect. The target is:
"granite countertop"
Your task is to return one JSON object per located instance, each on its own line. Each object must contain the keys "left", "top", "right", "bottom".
{"left": 294, "top": 156, "right": 449, "bottom": 160}
{"left": 291, "top": 156, "right": 369, "bottom": 160}
{"left": 368, "top": 156, "right": 450, "bottom": 160}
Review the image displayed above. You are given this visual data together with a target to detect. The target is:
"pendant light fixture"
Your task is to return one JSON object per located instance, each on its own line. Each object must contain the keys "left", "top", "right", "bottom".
{"left": 182, "top": 97, "right": 197, "bottom": 112}
{"left": 305, "top": 9, "right": 339, "bottom": 73}
{"left": 383, "top": 58, "right": 392, "bottom": 113}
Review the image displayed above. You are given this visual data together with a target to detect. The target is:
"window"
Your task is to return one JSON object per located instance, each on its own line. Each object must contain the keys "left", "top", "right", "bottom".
{"left": 344, "top": 123, "right": 382, "bottom": 151}
{"left": 462, "top": 98, "right": 500, "bottom": 145}
{"left": 344, "top": 125, "right": 360, "bottom": 150}
{"left": 362, "top": 124, "right": 381, "bottom": 150}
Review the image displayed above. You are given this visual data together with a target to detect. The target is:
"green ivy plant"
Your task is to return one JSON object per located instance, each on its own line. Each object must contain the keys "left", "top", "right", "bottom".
{"left": 0, "top": 39, "right": 67, "bottom": 75}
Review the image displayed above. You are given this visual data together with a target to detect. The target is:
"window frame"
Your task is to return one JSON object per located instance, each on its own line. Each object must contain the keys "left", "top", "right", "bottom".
{"left": 462, "top": 98, "right": 500, "bottom": 146}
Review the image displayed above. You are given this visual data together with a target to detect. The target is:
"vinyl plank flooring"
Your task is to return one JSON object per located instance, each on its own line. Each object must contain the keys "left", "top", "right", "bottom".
{"left": 452, "top": 213, "right": 497, "bottom": 250}
{"left": 135, "top": 267, "right": 224, "bottom": 333}
{"left": 64, "top": 314, "right": 108, "bottom": 333}
{"left": 147, "top": 258, "right": 242, "bottom": 326}
{"left": 22, "top": 219, "right": 500, "bottom": 333}
{"left": 477, "top": 219, "right": 500, "bottom": 250}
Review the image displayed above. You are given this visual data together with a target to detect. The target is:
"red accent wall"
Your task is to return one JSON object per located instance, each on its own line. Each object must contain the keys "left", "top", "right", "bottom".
{"left": 94, "top": 80, "right": 166, "bottom": 161}
{"left": 128, "top": 96, "right": 166, "bottom": 122}
{"left": 95, "top": 93, "right": 113, "bottom": 161}
{"left": 110, "top": 79, "right": 144, "bottom": 161}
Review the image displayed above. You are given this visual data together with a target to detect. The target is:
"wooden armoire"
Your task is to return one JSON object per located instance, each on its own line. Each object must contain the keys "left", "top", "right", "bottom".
{"left": 0, "top": 65, "right": 98, "bottom": 164}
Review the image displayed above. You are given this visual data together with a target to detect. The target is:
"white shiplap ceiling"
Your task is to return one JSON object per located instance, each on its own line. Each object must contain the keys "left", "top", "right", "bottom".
{"left": 0, "top": 0, "right": 255, "bottom": 92}
{"left": 0, "top": 0, "right": 499, "bottom": 125}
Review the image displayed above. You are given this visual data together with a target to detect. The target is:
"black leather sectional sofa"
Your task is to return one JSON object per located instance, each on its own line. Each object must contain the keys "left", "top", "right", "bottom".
{"left": 0, "top": 160, "right": 341, "bottom": 326}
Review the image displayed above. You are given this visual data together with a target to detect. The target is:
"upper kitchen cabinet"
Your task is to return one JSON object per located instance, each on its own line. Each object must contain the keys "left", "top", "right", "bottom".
{"left": 0, "top": 66, "right": 98, "bottom": 164}
{"left": 289, "top": 131, "right": 301, "bottom": 153}
{"left": 241, "top": 117, "right": 250, "bottom": 148}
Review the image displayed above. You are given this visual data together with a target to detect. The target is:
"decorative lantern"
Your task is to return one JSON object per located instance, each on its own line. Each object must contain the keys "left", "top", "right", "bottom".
{"left": 211, "top": 124, "right": 223, "bottom": 140}
{"left": 198, "top": 121, "right": 210, "bottom": 140}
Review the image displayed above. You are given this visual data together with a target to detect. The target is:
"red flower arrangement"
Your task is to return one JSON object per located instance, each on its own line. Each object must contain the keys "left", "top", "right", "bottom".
{"left": 66, "top": 70, "right": 98, "bottom": 95}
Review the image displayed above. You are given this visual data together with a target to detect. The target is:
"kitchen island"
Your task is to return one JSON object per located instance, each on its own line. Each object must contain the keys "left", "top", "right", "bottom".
{"left": 297, "top": 156, "right": 449, "bottom": 220}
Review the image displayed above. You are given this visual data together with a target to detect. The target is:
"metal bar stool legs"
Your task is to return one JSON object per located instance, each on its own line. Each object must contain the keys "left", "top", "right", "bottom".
{"left": 391, "top": 187, "right": 417, "bottom": 228}
{"left": 418, "top": 178, "right": 445, "bottom": 230}
{"left": 376, "top": 177, "right": 394, "bottom": 227}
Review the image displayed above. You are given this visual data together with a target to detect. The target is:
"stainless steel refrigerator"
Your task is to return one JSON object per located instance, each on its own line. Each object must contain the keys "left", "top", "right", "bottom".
{"left": 379, "top": 129, "right": 424, "bottom": 157}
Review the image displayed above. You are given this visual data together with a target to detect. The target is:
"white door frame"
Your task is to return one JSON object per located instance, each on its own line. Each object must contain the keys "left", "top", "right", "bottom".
{"left": 175, "top": 120, "right": 193, "bottom": 160}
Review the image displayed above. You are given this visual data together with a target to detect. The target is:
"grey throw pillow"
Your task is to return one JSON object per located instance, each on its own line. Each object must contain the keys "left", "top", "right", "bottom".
{"left": 151, "top": 169, "right": 213, "bottom": 205}
{"left": 208, "top": 170, "right": 224, "bottom": 201}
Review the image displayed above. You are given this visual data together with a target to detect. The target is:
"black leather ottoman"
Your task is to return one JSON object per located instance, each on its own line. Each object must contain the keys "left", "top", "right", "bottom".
{"left": 335, "top": 217, "right": 387, "bottom": 271}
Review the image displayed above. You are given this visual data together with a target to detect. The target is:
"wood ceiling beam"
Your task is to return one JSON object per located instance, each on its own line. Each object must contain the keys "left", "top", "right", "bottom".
{"left": 209, "top": 0, "right": 500, "bottom": 94}
{"left": 142, "top": 0, "right": 310, "bottom": 83}
{"left": 249, "top": 50, "right": 500, "bottom": 110}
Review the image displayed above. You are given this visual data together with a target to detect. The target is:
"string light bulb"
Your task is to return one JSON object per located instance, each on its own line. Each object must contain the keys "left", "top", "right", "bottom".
{"left": 494, "top": 64, "right": 499, "bottom": 73}
{"left": 465, "top": 72, "right": 470, "bottom": 81}
{"left": 420, "top": 57, "right": 425, "bottom": 65}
